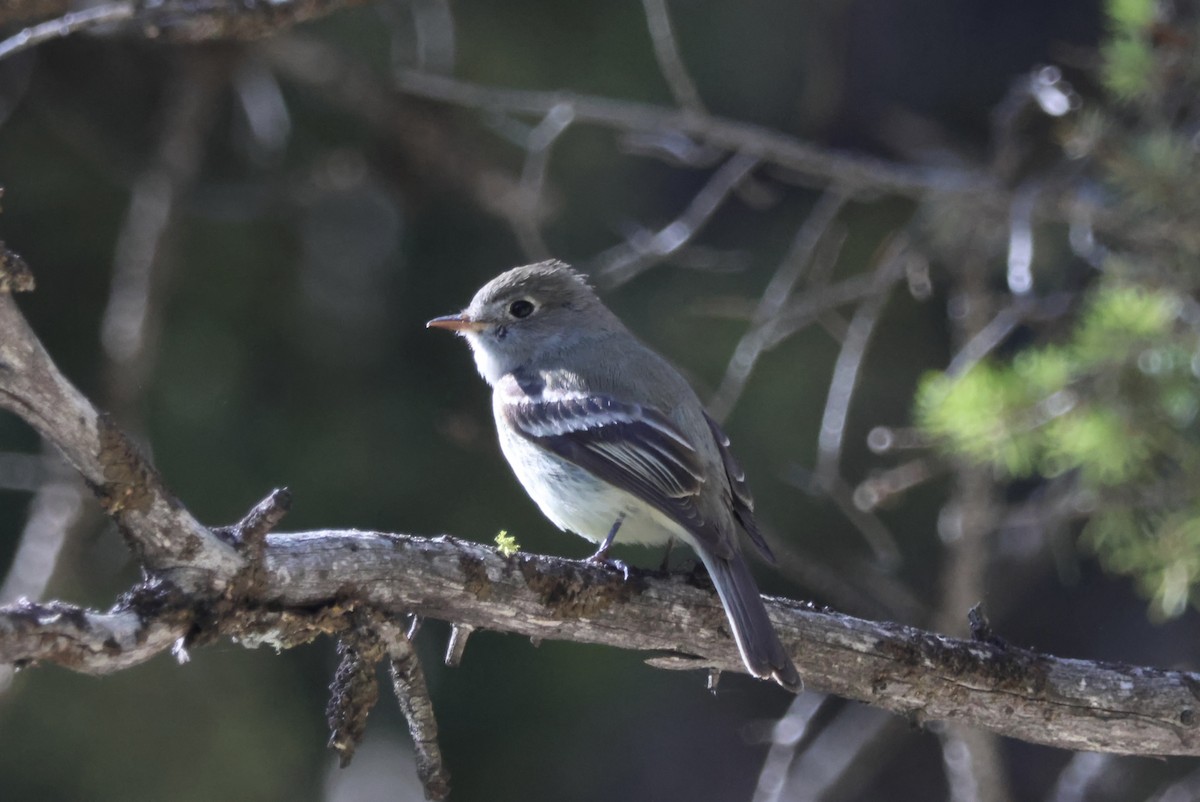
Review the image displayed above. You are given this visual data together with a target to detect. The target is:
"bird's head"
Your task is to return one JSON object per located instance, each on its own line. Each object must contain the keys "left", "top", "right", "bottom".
{"left": 427, "top": 260, "right": 615, "bottom": 383}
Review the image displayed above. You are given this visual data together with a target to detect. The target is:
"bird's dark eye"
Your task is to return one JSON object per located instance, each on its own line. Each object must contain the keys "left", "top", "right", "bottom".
{"left": 509, "top": 299, "right": 535, "bottom": 318}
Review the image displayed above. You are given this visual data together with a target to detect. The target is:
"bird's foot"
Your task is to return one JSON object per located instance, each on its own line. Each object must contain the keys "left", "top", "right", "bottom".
{"left": 581, "top": 514, "right": 631, "bottom": 579}
{"left": 584, "top": 548, "right": 632, "bottom": 581}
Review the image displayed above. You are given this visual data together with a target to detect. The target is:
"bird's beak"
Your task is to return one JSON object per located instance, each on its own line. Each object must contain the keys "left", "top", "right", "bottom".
{"left": 426, "top": 312, "right": 488, "bottom": 333}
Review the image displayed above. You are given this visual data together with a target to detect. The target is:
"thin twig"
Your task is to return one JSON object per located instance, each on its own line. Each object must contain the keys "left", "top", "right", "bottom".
{"left": 783, "top": 238, "right": 908, "bottom": 568}
{"left": 231, "top": 58, "right": 292, "bottom": 160}
{"left": 237, "top": 488, "right": 293, "bottom": 547}
{"left": 0, "top": 450, "right": 88, "bottom": 693}
{"left": 814, "top": 236, "right": 908, "bottom": 485}
{"left": 786, "top": 468, "right": 902, "bottom": 570}
{"left": 852, "top": 458, "right": 939, "bottom": 512}
{"left": 327, "top": 621, "right": 385, "bottom": 768}
{"left": 865, "top": 426, "right": 927, "bottom": 454}
{"left": 101, "top": 56, "right": 224, "bottom": 417}
{"left": 640, "top": 0, "right": 706, "bottom": 115}
{"left": 698, "top": 269, "right": 871, "bottom": 329}
{"left": 443, "top": 623, "right": 473, "bottom": 667}
{"left": 1046, "top": 751, "right": 1116, "bottom": 802}
{"left": 945, "top": 292, "right": 1075, "bottom": 377}
{"left": 591, "top": 150, "right": 761, "bottom": 288}
{"left": 617, "top": 129, "right": 724, "bottom": 168}
{"left": 390, "top": 68, "right": 995, "bottom": 199}
{"left": 758, "top": 272, "right": 878, "bottom": 349}
{"left": 709, "top": 189, "right": 848, "bottom": 420}
{"left": 754, "top": 692, "right": 829, "bottom": 801}
{"left": 938, "top": 724, "right": 1012, "bottom": 802}
{"left": 0, "top": 2, "right": 133, "bottom": 62}
{"left": 945, "top": 303, "right": 1026, "bottom": 378}
{"left": 0, "top": 455, "right": 85, "bottom": 604}
{"left": 402, "top": 0, "right": 456, "bottom": 75}
{"left": 1006, "top": 181, "right": 1039, "bottom": 295}
{"left": 760, "top": 702, "right": 903, "bottom": 801}
{"left": 382, "top": 621, "right": 451, "bottom": 801}
{"left": 510, "top": 103, "right": 574, "bottom": 262}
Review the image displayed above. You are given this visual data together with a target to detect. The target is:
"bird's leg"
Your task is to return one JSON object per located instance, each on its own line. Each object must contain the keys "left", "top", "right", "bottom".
{"left": 586, "top": 513, "right": 630, "bottom": 580}
{"left": 589, "top": 513, "right": 625, "bottom": 560}
{"left": 657, "top": 537, "right": 675, "bottom": 574}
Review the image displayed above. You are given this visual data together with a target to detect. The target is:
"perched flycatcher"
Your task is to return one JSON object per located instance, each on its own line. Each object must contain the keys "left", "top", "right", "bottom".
{"left": 428, "top": 260, "right": 799, "bottom": 690}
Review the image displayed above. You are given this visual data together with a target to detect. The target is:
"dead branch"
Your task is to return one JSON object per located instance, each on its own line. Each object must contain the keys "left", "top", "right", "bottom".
{"left": 0, "top": 3, "right": 133, "bottom": 61}
{"left": 383, "top": 620, "right": 450, "bottom": 800}
{"left": 0, "top": 0, "right": 369, "bottom": 47}
{"left": 3, "top": 529, "right": 1200, "bottom": 758}
{"left": 0, "top": 588, "right": 190, "bottom": 674}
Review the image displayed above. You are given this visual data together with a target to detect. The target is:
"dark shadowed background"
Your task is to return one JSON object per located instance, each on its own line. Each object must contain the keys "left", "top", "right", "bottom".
{"left": 5, "top": 1, "right": 1200, "bottom": 800}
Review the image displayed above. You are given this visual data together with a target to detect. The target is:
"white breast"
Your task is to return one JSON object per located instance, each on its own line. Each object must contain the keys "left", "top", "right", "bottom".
{"left": 494, "top": 417, "right": 682, "bottom": 548}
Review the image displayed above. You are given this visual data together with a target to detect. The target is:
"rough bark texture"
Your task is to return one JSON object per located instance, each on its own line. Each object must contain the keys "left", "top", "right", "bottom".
{"left": 0, "top": 591, "right": 190, "bottom": 673}
{"left": 5, "top": 529, "right": 1199, "bottom": 757}
{"left": 263, "top": 530, "right": 1200, "bottom": 756}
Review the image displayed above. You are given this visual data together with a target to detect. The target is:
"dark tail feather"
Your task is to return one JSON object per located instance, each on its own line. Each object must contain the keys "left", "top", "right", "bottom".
{"left": 700, "top": 550, "right": 801, "bottom": 692}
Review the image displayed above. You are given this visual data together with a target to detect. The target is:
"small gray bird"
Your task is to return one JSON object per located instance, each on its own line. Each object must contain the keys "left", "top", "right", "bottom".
{"left": 428, "top": 260, "right": 799, "bottom": 691}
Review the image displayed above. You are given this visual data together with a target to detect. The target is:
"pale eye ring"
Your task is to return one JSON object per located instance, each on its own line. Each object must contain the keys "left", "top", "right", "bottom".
{"left": 509, "top": 299, "right": 535, "bottom": 318}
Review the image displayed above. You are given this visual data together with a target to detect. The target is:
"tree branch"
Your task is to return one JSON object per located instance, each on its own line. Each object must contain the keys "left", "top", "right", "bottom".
{"left": 0, "top": 589, "right": 190, "bottom": 674}
{"left": 386, "top": 67, "right": 996, "bottom": 199}
{"left": 0, "top": 0, "right": 369, "bottom": 48}
{"left": 640, "top": 0, "right": 706, "bottom": 115}
{"left": 383, "top": 620, "right": 450, "bottom": 800}
{"left": 0, "top": 2, "right": 133, "bottom": 62}
{"left": 0, "top": 287, "right": 240, "bottom": 588}
{"left": 3, "top": 529, "right": 1199, "bottom": 757}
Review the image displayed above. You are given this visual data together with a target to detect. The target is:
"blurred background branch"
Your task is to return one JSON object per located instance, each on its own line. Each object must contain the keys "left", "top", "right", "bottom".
{"left": 4, "top": 0, "right": 1200, "bottom": 799}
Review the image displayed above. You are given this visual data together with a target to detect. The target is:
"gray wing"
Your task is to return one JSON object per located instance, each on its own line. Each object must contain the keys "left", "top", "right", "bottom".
{"left": 503, "top": 393, "right": 728, "bottom": 550}
{"left": 703, "top": 411, "right": 774, "bottom": 562}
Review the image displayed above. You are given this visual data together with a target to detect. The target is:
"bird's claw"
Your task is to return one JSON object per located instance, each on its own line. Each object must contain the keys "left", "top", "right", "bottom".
{"left": 585, "top": 553, "right": 632, "bottom": 581}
